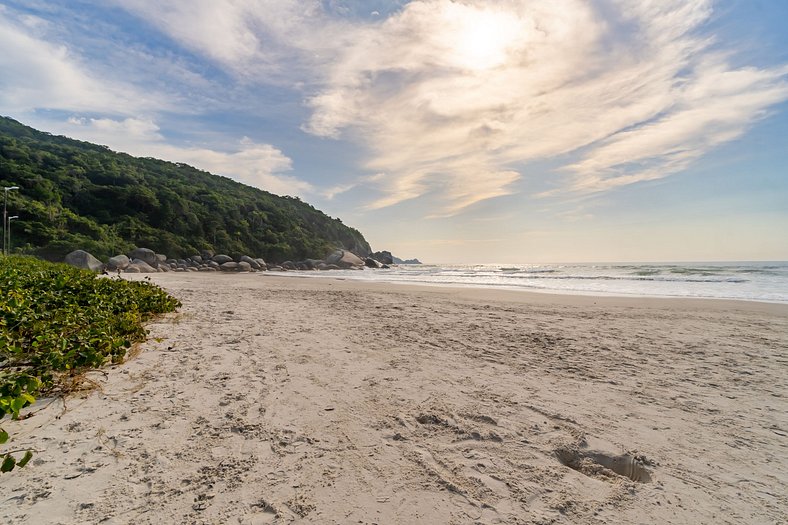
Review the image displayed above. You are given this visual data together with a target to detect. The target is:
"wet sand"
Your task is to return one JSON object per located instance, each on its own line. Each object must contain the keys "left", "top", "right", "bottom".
{"left": 3, "top": 273, "right": 787, "bottom": 524}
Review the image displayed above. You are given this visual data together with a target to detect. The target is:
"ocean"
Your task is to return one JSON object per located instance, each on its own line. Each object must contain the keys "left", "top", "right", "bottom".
{"left": 274, "top": 261, "right": 788, "bottom": 303}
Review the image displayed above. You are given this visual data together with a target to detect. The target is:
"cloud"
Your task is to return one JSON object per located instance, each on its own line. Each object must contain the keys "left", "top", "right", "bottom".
{"left": 6, "top": 1, "right": 788, "bottom": 216}
{"left": 300, "top": 0, "right": 788, "bottom": 212}
{"left": 62, "top": 117, "right": 307, "bottom": 197}
{"left": 0, "top": 8, "right": 134, "bottom": 113}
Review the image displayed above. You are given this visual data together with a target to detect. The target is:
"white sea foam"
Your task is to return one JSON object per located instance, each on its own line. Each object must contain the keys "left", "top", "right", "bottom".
{"left": 272, "top": 262, "right": 788, "bottom": 303}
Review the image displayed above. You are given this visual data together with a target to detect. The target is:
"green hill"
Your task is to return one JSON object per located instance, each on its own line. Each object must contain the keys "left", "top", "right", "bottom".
{"left": 0, "top": 116, "right": 370, "bottom": 262}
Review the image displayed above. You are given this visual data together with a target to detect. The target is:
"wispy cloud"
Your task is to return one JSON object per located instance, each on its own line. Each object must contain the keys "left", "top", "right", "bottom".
{"left": 0, "top": 6, "right": 146, "bottom": 114}
{"left": 300, "top": 0, "right": 788, "bottom": 212}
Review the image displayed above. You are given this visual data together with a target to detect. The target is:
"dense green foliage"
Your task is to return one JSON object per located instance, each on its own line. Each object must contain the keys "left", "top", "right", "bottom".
{"left": 0, "top": 116, "right": 370, "bottom": 261}
{"left": 0, "top": 255, "right": 180, "bottom": 471}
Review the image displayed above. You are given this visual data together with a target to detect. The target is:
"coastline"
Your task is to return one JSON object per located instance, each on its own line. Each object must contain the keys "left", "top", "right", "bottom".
{"left": 3, "top": 273, "right": 786, "bottom": 524}
{"left": 260, "top": 272, "right": 788, "bottom": 313}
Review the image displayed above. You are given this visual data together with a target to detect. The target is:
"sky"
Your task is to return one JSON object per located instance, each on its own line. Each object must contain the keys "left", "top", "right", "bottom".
{"left": 1, "top": 0, "right": 787, "bottom": 263}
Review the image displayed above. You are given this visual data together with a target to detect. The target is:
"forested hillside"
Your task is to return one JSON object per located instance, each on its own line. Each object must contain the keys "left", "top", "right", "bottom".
{"left": 0, "top": 117, "right": 370, "bottom": 261}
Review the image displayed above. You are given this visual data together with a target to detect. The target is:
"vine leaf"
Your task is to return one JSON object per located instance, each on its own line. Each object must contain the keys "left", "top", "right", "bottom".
{"left": 1, "top": 455, "right": 16, "bottom": 473}
{"left": 17, "top": 451, "right": 33, "bottom": 468}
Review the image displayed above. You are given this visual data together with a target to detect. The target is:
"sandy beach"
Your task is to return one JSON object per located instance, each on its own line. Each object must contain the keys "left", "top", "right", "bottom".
{"left": 2, "top": 273, "right": 787, "bottom": 524}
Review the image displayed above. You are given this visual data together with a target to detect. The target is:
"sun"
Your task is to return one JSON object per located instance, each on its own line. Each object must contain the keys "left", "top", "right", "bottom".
{"left": 443, "top": 7, "right": 523, "bottom": 71}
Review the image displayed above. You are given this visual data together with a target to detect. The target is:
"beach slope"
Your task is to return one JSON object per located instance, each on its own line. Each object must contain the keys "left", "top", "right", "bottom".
{"left": 3, "top": 274, "right": 786, "bottom": 524}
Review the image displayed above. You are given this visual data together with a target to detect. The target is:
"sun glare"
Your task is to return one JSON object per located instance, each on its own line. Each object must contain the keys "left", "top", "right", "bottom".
{"left": 447, "top": 8, "right": 523, "bottom": 71}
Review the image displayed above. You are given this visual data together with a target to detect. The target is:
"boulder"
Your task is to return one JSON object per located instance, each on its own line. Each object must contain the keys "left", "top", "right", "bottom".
{"left": 200, "top": 249, "right": 215, "bottom": 260}
{"left": 364, "top": 257, "right": 382, "bottom": 269}
{"left": 125, "top": 266, "right": 141, "bottom": 273}
{"left": 213, "top": 254, "right": 233, "bottom": 264}
{"left": 326, "top": 249, "right": 364, "bottom": 268}
{"left": 370, "top": 251, "right": 394, "bottom": 265}
{"left": 238, "top": 261, "right": 252, "bottom": 272}
{"left": 156, "top": 253, "right": 167, "bottom": 265}
{"left": 207, "top": 260, "right": 220, "bottom": 269}
{"left": 198, "top": 266, "right": 217, "bottom": 272}
{"left": 319, "top": 263, "right": 340, "bottom": 271}
{"left": 190, "top": 255, "right": 203, "bottom": 264}
{"left": 220, "top": 262, "right": 239, "bottom": 272}
{"left": 281, "top": 261, "right": 296, "bottom": 270}
{"left": 127, "top": 259, "right": 157, "bottom": 273}
{"left": 107, "top": 254, "right": 130, "bottom": 271}
{"left": 129, "top": 248, "right": 158, "bottom": 267}
{"left": 64, "top": 250, "right": 105, "bottom": 272}
{"left": 255, "top": 258, "right": 267, "bottom": 269}
{"left": 186, "top": 267, "right": 198, "bottom": 272}
{"left": 239, "top": 255, "right": 260, "bottom": 269}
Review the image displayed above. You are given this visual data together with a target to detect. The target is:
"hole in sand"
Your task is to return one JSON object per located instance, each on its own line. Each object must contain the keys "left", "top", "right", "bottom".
{"left": 555, "top": 448, "right": 652, "bottom": 483}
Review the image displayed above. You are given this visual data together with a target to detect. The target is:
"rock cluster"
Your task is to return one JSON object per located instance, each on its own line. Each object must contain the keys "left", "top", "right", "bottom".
{"left": 63, "top": 248, "right": 394, "bottom": 274}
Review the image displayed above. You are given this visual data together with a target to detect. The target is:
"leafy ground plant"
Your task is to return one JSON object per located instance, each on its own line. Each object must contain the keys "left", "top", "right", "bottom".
{"left": 0, "top": 255, "right": 180, "bottom": 472}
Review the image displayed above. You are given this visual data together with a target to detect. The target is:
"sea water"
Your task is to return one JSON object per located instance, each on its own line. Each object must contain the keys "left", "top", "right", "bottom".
{"left": 275, "top": 262, "right": 788, "bottom": 303}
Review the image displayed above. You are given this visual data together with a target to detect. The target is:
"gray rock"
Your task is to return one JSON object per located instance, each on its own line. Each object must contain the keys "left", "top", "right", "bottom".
{"left": 238, "top": 261, "right": 252, "bottom": 272}
{"left": 200, "top": 249, "right": 215, "bottom": 260}
{"left": 281, "top": 261, "right": 296, "bottom": 270}
{"left": 174, "top": 268, "right": 186, "bottom": 272}
{"left": 64, "top": 250, "right": 105, "bottom": 272}
{"left": 129, "top": 248, "right": 158, "bottom": 267}
{"left": 326, "top": 249, "right": 364, "bottom": 268}
{"left": 127, "top": 259, "right": 157, "bottom": 273}
{"left": 186, "top": 267, "right": 198, "bottom": 272}
{"left": 207, "top": 260, "right": 220, "bottom": 268}
{"left": 239, "top": 255, "right": 260, "bottom": 269}
{"left": 213, "top": 254, "right": 233, "bottom": 264}
{"left": 190, "top": 255, "right": 203, "bottom": 263}
{"left": 124, "top": 266, "right": 141, "bottom": 273}
{"left": 255, "top": 258, "right": 267, "bottom": 269}
{"left": 107, "top": 254, "right": 130, "bottom": 271}
{"left": 156, "top": 253, "right": 167, "bottom": 265}
{"left": 198, "top": 267, "right": 217, "bottom": 272}
{"left": 365, "top": 257, "right": 382, "bottom": 268}
{"left": 370, "top": 251, "right": 394, "bottom": 265}
{"left": 220, "top": 262, "right": 239, "bottom": 272}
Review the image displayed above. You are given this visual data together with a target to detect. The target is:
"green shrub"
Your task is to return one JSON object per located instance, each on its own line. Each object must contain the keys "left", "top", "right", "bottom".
{"left": 0, "top": 255, "right": 180, "bottom": 472}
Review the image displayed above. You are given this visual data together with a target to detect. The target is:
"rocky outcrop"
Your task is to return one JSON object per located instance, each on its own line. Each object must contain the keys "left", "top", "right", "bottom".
{"left": 68, "top": 245, "right": 396, "bottom": 275}
{"left": 370, "top": 251, "right": 394, "bottom": 265}
{"left": 393, "top": 257, "right": 422, "bottom": 265}
{"left": 64, "top": 250, "right": 105, "bottom": 272}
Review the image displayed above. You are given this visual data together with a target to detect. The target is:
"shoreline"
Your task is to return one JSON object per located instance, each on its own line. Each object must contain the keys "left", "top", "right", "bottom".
{"left": 259, "top": 271, "right": 788, "bottom": 311}
{"left": 3, "top": 272, "right": 786, "bottom": 524}
{"left": 255, "top": 272, "right": 788, "bottom": 316}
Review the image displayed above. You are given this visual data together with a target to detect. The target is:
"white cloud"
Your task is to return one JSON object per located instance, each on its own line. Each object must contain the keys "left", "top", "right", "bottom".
{"left": 0, "top": 9, "right": 130, "bottom": 113}
{"left": 299, "top": 0, "right": 788, "bottom": 212}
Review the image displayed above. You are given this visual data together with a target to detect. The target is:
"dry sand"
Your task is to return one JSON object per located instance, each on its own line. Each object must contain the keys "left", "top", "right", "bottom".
{"left": 2, "top": 273, "right": 787, "bottom": 524}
